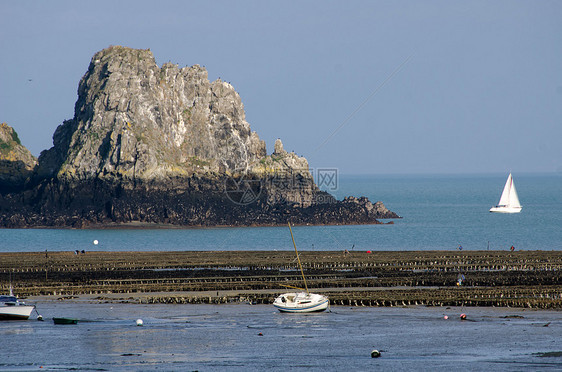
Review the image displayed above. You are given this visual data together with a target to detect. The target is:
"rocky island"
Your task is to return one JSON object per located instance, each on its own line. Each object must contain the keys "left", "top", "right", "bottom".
{"left": 0, "top": 46, "right": 398, "bottom": 228}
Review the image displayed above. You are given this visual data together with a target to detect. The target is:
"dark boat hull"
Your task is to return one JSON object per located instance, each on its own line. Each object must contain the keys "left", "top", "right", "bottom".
{"left": 0, "top": 313, "right": 31, "bottom": 320}
{"left": 53, "top": 317, "right": 78, "bottom": 324}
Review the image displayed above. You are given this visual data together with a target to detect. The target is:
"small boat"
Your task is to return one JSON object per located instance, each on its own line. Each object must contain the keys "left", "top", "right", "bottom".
{"left": 53, "top": 317, "right": 79, "bottom": 324}
{"left": 273, "top": 223, "right": 329, "bottom": 313}
{"left": 273, "top": 292, "right": 329, "bottom": 313}
{"left": 0, "top": 287, "right": 35, "bottom": 321}
{"left": 490, "top": 173, "right": 522, "bottom": 213}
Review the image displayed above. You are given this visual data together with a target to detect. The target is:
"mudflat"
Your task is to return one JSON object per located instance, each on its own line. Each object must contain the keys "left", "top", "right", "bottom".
{"left": 2, "top": 250, "right": 561, "bottom": 309}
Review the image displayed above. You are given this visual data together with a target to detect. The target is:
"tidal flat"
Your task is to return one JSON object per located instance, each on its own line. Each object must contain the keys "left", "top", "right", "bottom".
{"left": 0, "top": 302, "right": 560, "bottom": 371}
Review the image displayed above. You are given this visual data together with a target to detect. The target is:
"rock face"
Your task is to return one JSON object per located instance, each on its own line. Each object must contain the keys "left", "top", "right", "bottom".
{"left": 36, "top": 46, "right": 266, "bottom": 181}
{"left": 0, "top": 46, "right": 399, "bottom": 228}
{"left": 0, "top": 123, "right": 37, "bottom": 191}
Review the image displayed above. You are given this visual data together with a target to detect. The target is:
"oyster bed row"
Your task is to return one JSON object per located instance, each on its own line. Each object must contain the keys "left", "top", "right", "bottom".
{"left": 2, "top": 250, "right": 561, "bottom": 308}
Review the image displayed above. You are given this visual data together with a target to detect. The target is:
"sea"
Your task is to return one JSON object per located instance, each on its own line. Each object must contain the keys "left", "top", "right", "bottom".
{"left": 0, "top": 173, "right": 560, "bottom": 253}
{"left": 1, "top": 173, "right": 561, "bottom": 371}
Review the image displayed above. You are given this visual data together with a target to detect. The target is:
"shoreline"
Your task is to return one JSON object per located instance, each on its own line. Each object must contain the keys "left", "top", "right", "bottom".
{"left": 2, "top": 250, "right": 561, "bottom": 309}
{"left": 0, "top": 219, "right": 397, "bottom": 230}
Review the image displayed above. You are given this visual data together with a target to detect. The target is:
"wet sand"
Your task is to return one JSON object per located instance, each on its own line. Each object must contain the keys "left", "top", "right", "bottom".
{"left": 2, "top": 250, "right": 561, "bottom": 309}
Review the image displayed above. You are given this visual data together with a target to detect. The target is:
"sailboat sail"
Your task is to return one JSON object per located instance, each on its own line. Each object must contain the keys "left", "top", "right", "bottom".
{"left": 496, "top": 174, "right": 511, "bottom": 207}
{"left": 490, "top": 173, "right": 522, "bottom": 213}
{"left": 507, "top": 175, "right": 521, "bottom": 209}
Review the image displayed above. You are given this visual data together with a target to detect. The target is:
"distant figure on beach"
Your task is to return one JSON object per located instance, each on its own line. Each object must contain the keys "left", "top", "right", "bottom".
{"left": 510, "top": 245, "right": 515, "bottom": 252}
{"left": 458, "top": 244, "right": 463, "bottom": 251}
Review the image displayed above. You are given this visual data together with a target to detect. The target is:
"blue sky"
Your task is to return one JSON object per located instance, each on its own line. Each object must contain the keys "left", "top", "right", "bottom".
{"left": 1, "top": 1, "right": 561, "bottom": 174}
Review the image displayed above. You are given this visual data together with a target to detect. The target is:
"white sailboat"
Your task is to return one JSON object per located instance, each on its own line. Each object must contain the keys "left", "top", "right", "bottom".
{"left": 273, "top": 223, "right": 329, "bottom": 313}
{"left": 489, "top": 173, "right": 522, "bottom": 213}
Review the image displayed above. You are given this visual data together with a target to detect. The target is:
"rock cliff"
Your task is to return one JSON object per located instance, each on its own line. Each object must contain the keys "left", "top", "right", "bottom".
{"left": 36, "top": 46, "right": 266, "bottom": 181}
{"left": 0, "top": 123, "right": 37, "bottom": 191}
{"left": 0, "top": 46, "right": 399, "bottom": 228}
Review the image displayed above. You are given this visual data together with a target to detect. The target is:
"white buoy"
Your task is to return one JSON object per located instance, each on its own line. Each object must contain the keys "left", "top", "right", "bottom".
{"left": 371, "top": 350, "right": 381, "bottom": 358}
{"left": 93, "top": 240, "right": 99, "bottom": 245}
{"left": 136, "top": 319, "right": 143, "bottom": 326}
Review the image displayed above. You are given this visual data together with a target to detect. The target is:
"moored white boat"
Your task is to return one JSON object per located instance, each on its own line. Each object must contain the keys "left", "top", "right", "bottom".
{"left": 273, "top": 292, "right": 329, "bottom": 313}
{"left": 0, "top": 293, "right": 35, "bottom": 320}
{"left": 273, "top": 223, "right": 329, "bottom": 313}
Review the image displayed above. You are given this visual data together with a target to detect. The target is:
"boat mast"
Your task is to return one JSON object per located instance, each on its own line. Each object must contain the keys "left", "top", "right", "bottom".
{"left": 288, "top": 222, "right": 309, "bottom": 294}
{"left": 9, "top": 271, "right": 13, "bottom": 296}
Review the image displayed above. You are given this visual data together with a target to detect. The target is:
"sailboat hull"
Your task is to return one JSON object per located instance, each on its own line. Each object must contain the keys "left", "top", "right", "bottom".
{"left": 0, "top": 305, "right": 34, "bottom": 320}
{"left": 273, "top": 292, "right": 329, "bottom": 313}
{"left": 489, "top": 206, "right": 522, "bottom": 213}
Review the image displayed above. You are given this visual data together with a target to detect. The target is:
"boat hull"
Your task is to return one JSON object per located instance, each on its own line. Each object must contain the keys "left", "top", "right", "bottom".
{"left": 489, "top": 206, "right": 522, "bottom": 213}
{"left": 273, "top": 292, "right": 329, "bottom": 313}
{"left": 0, "top": 305, "right": 34, "bottom": 320}
{"left": 53, "top": 317, "right": 79, "bottom": 324}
